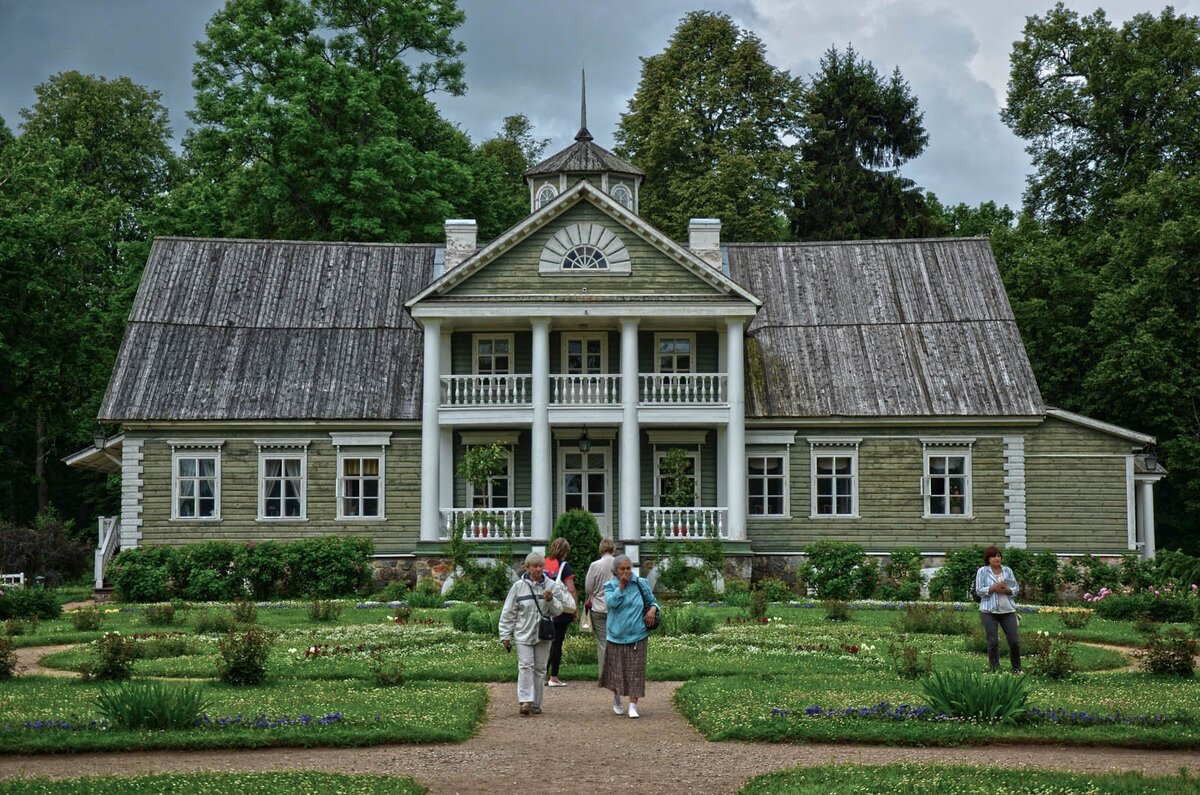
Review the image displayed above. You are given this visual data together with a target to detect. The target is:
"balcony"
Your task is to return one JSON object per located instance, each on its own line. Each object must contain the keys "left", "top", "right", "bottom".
{"left": 551, "top": 374, "right": 621, "bottom": 405}
{"left": 640, "top": 507, "right": 728, "bottom": 540}
{"left": 441, "top": 375, "right": 532, "bottom": 407}
{"left": 640, "top": 373, "right": 727, "bottom": 405}
{"left": 440, "top": 373, "right": 729, "bottom": 408}
{"left": 440, "top": 508, "right": 532, "bottom": 541}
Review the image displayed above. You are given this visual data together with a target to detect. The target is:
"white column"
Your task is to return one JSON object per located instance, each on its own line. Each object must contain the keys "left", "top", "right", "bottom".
{"left": 1138, "top": 480, "right": 1157, "bottom": 559}
{"left": 531, "top": 319, "right": 552, "bottom": 541}
{"left": 725, "top": 318, "right": 746, "bottom": 541}
{"left": 620, "top": 318, "right": 641, "bottom": 548}
{"left": 420, "top": 319, "right": 442, "bottom": 542}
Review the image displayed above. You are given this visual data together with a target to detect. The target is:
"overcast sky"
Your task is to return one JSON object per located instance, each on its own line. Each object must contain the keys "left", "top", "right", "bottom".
{"left": 2, "top": 0, "right": 1196, "bottom": 210}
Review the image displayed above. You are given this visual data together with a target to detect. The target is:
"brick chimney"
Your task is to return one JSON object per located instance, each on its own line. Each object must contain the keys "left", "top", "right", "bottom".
{"left": 444, "top": 219, "right": 478, "bottom": 271}
{"left": 688, "top": 218, "right": 721, "bottom": 269}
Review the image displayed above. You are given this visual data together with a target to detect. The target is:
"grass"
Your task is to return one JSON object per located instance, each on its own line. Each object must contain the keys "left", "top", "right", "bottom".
{"left": 738, "top": 763, "right": 1200, "bottom": 794}
{"left": 0, "top": 772, "right": 425, "bottom": 794}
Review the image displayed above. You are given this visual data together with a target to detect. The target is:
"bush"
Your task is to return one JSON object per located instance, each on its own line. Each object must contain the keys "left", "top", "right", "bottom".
{"left": 81, "top": 631, "right": 139, "bottom": 681}
{"left": 95, "top": 680, "right": 211, "bottom": 730}
{"left": 466, "top": 608, "right": 500, "bottom": 635}
{"left": 888, "top": 637, "right": 932, "bottom": 679}
{"left": 681, "top": 576, "right": 718, "bottom": 603}
{"left": 378, "top": 580, "right": 412, "bottom": 602}
{"left": 1056, "top": 609, "right": 1091, "bottom": 629}
{"left": 142, "top": 603, "right": 179, "bottom": 627}
{"left": 823, "top": 600, "right": 853, "bottom": 622}
{"left": 1070, "top": 554, "right": 1121, "bottom": 593}
{"left": 447, "top": 603, "right": 474, "bottom": 633}
{"left": 406, "top": 578, "right": 445, "bottom": 608}
{"left": 756, "top": 577, "right": 793, "bottom": 603}
{"left": 1093, "top": 592, "right": 1193, "bottom": 623}
{"left": 5, "top": 617, "right": 39, "bottom": 636}
{"left": 876, "top": 579, "right": 922, "bottom": 602}
{"left": 896, "top": 603, "right": 972, "bottom": 636}
{"left": 108, "top": 546, "right": 174, "bottom": 603}
{"left": 0, "top": 637, "right": 15, "bottom": 679}
{"left": 803, "top": 541, "right": 869, "bottom": 600}
{"left": 0, "top": 586, "right": 62, "bottom": 620}
{"left": 280, "top": 536, "right": 374, "bottom": 597}
{"left": 0, "top": 512, "right": 89, "bottom": 586}
{"left": 193, "top": 610, "right": 237, "bottom": 634}
{"left": 920, "top": 670, "right": 1031, "bottom": 722}
{"left": 307, "top": 600, "right": 343, "bottom": 622}
{"left": 1027, "top": 630, "right": 1075, "bottom": 679}
{"left": 722, "top": 578, "right": 751, "bottom": 607}
{"left": 391, "top": 605, "right": 413, "bottom": 623}
{"left": 963, "top": 624, "right": 1012, "bottom": 656}
{"left": 70, "top": 605, "right": 104, "bottom": 631}
{"left": 369, "top": 652, "right": 405, "bottom": 687}
{"left": 172, "top": 542, "right": 240, "bottom": 601}
{"left": 1142, "top": 629, "right": 1197, "bottom": 676}
{"left": 749, "top": 588, "right": 767, "bottom": 619}
{"left": 232, "top": 599, "right": 258, "bottom": 624}
{"left": 551, "top": 509, "right": 603, "bottom": 586}
{"left": 136, "top": 635, "right": 192, "bottom": 659}
{"left": 884, "top": 547, "right": 923, "bottom": 583}
{"left": 927, "top": 546, "right": 985, "bottom": 602}
{"left": 231, "top": 541, "right": 287, "bottom": 600}
{"left": 660, "top": 605, "right": 716, "bottom": 636}
{"left": 217, "top": 627, "right": 274, "bottom": 685}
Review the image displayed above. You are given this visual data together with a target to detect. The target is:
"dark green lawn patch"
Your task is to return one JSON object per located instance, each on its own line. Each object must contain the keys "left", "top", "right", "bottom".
{"left": 738, "top": 763, "right": 1198, "bottom": 794}
{"left": 0, "top": 772, "right": 425, "bottom": 794}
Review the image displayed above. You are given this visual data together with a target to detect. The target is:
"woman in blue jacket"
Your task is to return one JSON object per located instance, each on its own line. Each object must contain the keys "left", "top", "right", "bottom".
{"left": 600, "top": 555, "right": 658, "bottom": 719}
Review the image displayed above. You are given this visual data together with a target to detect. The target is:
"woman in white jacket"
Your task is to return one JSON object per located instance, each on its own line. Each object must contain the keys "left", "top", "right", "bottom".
{"left": 499, "top": 552, "right": 569, "bottom": 716}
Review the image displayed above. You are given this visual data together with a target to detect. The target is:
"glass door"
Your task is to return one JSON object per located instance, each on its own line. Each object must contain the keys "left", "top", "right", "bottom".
{"left": 560, "top": 446, "right": 610, "bottom": 534}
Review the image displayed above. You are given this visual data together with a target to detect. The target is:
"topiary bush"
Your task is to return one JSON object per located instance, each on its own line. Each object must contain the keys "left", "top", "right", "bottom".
{"left": 550, "top": 509, "right": 603, "bottom": 586}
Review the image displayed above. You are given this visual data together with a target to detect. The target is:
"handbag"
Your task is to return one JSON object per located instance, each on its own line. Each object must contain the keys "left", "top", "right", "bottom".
{"left": 528, "top": 582, "right": 556, "bottom": 641}
{"left": 637, "top": 580, "right": 660, "bottom": 630}
{"left": 580, "top": 607, "right": 592, "bottom": 632}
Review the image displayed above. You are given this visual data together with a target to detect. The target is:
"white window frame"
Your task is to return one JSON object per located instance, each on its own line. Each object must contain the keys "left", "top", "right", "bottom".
{"left": 536, "top": 183, "right": 558, "bottom": 209}
{"left": 561, "top": 333, "right": 608, "bottom": 375}
{"left": 610, "top": 182, "right": 633, "bottom": 209}
{"left": 257, "top": 447, "right": 308, "bottom": 521}
{"left": 922, "top": 443, "right": 973, "bottom": 519}
{"left": 336, "top": 450, "right": 386, "bottom": 521}
{"left": 472, "top": 333, "right": 515, "bottom": 375}
{"left": 466, "top": 446, "right": 515, "bottom": 510}
{"left": 747, "top": 449, "right": 789, "bottom": 518}
{"left": 654, "top": 333, "right": 697, "bottom": 374}
{"left": 810, "top": 449, "right": 858, "bottom": 518}
{"left": 653, "top": 448, "right": 701, "bottom": 508}
{"left": 171, "top": 447, "right": 222, "bottom": 521}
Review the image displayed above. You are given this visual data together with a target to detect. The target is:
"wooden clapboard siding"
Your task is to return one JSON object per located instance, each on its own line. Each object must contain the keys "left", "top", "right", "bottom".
{"left": 448, "top": 204, "right": 723, "bottom": 297}
{"left": 138, "top": 430, "right": 421, "bottom": 553}
{"left": 1026, "top": 416, "right": 1134, "bottom": 455}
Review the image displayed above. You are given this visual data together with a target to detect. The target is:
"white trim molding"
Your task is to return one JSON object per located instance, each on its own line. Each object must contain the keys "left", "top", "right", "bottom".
{"left": 647, "top": 430, "right": 708, "bottom": 445}
{"left": 1003, "top": 435, "right": 1027, "bottom": 548}
{"left": 746, "top": 430, "right": 796, "bottom": 446}
{"left": 254, "top": 438, "right": 312, "bottom": 450}
{"left": 1047, "top": 408, "right": 1155, "bottom": 446}
{"left": 166, "top": 438, "right": 225, "bottom": 450}
{"left": 329, "top": 432, "right": 392, "bottom": 448}
{"left": 257, "top": 448, "right": 308, "bottom": 522}
{"left": 336, "top": 449, "right": 387, "bottom": 522}
{"left": 170, "top": 448, "right": 222, "bottom": 522}
{"left": 922, "top": 441, "right": 974, "bottom": 519}
{"left": 120, "top": 438, "right": 144, "bottom": 549}
{"left": 538, "top": 222, "right": 631, "bottom": 274}
{"left": 809, "top": 442, "right": 859, "bottom": 519}
{"left": 460, "top": 430, "right": 521, "bottom": 446}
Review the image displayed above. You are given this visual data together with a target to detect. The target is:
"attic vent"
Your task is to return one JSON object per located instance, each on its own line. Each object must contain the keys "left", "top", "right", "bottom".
{"left": 539, "top": 222, "right": 631, "bottom": 275}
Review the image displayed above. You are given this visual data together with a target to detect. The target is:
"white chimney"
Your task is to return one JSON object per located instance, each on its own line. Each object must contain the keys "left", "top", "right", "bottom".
{"left": 688, "top": 218, "right": 722, "bottom": 269}
{"left": 444, "top": 219, "right": 478, "bottom": 271}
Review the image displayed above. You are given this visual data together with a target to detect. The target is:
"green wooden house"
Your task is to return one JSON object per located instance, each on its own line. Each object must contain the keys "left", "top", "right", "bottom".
{"left": 68, "top": 110, "right": 1164, "bottom": 588}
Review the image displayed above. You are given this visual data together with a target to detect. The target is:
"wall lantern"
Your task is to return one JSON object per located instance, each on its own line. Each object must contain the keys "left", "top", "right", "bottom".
{"left": 1143, "top": 444, "right": 1158, "bottom": 471}
{"left": 578, "top": 427, "right": 591, "bottom": 454}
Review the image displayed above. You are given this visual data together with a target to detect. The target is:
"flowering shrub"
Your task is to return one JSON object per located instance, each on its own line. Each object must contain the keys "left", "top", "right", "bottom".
{"left": 142, "top": 603, "right": 179, "bottom": 627}
{"left": 232, "top": 599, "right": 258, "bottom": 624}
{"left": 4, "top": 617, "right": 39, "bottom": 636}
{"left": 217, "top": 627, "right": 275, "bottom": 685}
{"left": 887, "top": 637, "right": 932, "bottom": 679}
{"left": 307, "top": 600, "right": 343, "bottom": 622}
{"left": 81, "top": 631, "right": 139, "bottom": 680}
{"left": 803, "top": 542, "right": 873, "bottom": 600}
{"left": 70, "top": 606, "right": 103, "bottom": 631}
{"left": 0, "top": 637, "right": 16, "bottom": 679}
{"left": 1088, "top": 584, "right": 1195, "bottom": 622}
{"left": 749, "top": 588, "right": 768, "bottom": 619}
{"left": 1027, "top": 630, "right": 1076, "bottom": 679}
{"left": 1141, "top": 628, "right": 1197, "bottom": 677}
{"left": 194, "top": 610, "right": 237, "bottom": 634}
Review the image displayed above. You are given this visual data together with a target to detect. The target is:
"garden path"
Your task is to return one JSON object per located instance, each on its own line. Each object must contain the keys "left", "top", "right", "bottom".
{"left": 2, "top": 670, "right": 1199, "bottom": 794}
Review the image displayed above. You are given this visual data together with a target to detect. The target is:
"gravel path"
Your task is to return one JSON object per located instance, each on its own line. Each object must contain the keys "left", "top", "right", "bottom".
{"left": 2, "top": 675, "right": 1198, "bottom": 794}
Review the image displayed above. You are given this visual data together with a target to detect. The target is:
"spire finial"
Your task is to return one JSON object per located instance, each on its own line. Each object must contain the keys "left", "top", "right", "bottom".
{"left": 575, "top": 68, "right": 593, "bottom": 142}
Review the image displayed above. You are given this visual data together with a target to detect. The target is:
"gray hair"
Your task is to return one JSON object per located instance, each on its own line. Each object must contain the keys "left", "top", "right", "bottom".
{"left": 612, "top": 554, "right": 633, "bottom": 571}
{"left": 523, "top": 552, "right": 545, "bottom": 568}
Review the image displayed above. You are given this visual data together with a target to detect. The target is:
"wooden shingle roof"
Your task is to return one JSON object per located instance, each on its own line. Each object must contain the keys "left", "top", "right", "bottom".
{"left": 728, "top": 238, "right": 1044, "bottom": 418}
{"left": 524, "top": 140, "right": 644, "bottom": 178}
{"left": 99, "top": 238, "right": 435, "bottom": 421}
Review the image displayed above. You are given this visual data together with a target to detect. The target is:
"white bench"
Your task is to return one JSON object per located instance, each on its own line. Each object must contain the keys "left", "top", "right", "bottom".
{"left": 1, "top": 572, "right": 25, "bottom": 588}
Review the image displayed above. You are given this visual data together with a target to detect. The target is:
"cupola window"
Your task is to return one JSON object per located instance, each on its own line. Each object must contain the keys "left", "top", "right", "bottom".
{"left": 610, "top": 183, "right": 632, "bottom": 209}
{"left": 536, "top": 184, "right": 558, "bottom": 209}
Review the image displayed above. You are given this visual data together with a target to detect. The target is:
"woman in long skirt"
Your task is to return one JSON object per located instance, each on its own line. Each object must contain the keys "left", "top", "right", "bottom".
{"left": 599, "top": 554, "right": 658, "bottom": 719}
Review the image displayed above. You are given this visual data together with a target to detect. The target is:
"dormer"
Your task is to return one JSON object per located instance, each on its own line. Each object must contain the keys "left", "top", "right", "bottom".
{"left": 524, "top": 71, "right": 644, "bottom": 214}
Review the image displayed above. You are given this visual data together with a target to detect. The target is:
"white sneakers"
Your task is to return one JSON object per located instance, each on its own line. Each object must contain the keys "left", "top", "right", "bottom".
{"left": 627, "top": 703, "right": 640, "bottom": 719}
{"left": 612, "top": 695, "right": 624, "bottom": 715}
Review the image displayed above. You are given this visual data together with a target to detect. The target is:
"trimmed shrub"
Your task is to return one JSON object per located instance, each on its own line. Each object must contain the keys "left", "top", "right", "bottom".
{"left": 407, "top": 578, "right": 445, "bottom": 608}
{"left": 142, "top": 603, "right": 178, "bottom": 627}
{"left": 0, "top": 637, "right": 16, "bottom": 679}
{"left": 927, "top": 545, "right": 986, "bottom": 602}
{"left": 803, "top": 541, "right": 869, "bottom": 600}
{"left": 108, "top": 546, "right": 174, "bottom": 603}
{"left": 69, "top": 606, "right": 104, "bottom": 631}
{"left": 307, "top": 600, "right": 343, "bottom": 622}
{"left": 281, "top": 536, "right": 374, "bottom": 598}
{"left": 194, "top": 610, "right": 237, "bottom": 634}
{"left": 823, "top": 600, "right": 853, "bottom": 622}
{"left": 217, "top": 627, "right": 274, "bottom": 685}
{"left": 81, "top": 631, "right": 139, "bottom": 681}
{"left": 1142, "top": 629, "right": 1197, "bottom": 677}
{"left": 550, "top": 509, "right": 603, "bottom": 586}
{"left": 95, "top": 680, "right": 211, "bottom": 730}
{"left": 171, "top": 542, "right": 240, "bottom": 601}
{"left": 1093, "top": 592, "right": 1193, "bottom": 622}
{"left": 231, "top": 541, "right": 287, "bottom": 600}
{"left": 0, "top": 586, "right": 61, "bottom": 620}
{"left": 920, "top": 670, "right": 1031, "bottom": 722}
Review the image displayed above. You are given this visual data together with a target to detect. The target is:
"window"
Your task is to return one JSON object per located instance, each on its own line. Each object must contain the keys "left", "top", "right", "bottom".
{"left": 536, "top": 184, "right": 557, "bottom": 209}
{"left": 563, "top": 450, "right": 607, "bottom": 515}
{"left": 468, "top": 448, "right": 513, "bottom": 510}
{"left": 924, "top": 450, "right": 971, "bottom": 517}
{"left": 748, "top": 455, "right": 786, "bottom": 516}
{"left": 563, "top": 334, "right": 605, "bottom": 374}
{"left": 562, "top": 244, "right": 608, "bottom": 270}
{"left": 610, "top": 183, "right": 632, "bottom": 209}
{"left": 654, "top": 449, "right": 699, "bottom": 507}
{"left": 473, "top": 334, "right": 513, "bottom": 375}
{"left": 259, "top": 452, "right": 305, "bottom": 520}
{"left": 813, "top": 453, "right": 856, "bottom": 517}
{"left": 655, "top": 334, "right": 695, "bottom": 373}
{"left": 338, "top": 453, "right": 384, "bottom": 519}
{"left": 173, "top": 452, "right": 220, "bottom": 520}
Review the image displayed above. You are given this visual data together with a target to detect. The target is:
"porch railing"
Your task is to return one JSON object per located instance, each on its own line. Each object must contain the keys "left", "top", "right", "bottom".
{"left": 639, "top": 373, "right": 727, "bottom": 404}
{"left": 94, "top": 515, "right": 118, "bottom": 589}
{"left": 550, "top": 374, "right": 621, "bottom": 405}
{"left": 441, "top": 375, "right": 532, "bottom": 407}
{"left": 640, "top": 507, "right": 728, "bottom": 540}
{"left": 440, "top": 508, "right": 532, "bottom": 541}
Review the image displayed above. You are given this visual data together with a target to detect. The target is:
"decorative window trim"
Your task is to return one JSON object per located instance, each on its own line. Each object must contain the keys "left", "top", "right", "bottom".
{"left": 253, "top": 438, "right": 311, "bottom": 450}
{"left": 561, "top": 333, "right": 608, "bottom": 375}
{"left": 747, "top": 452, "right": 789, "bottom": 519}
{"left": 336, "top": 449, "right": 386, "bottom": 521}
{"left": 807, "top": 437, "right": 863, "bottom": 448}
{"left": 171, "top": 449, "right": 222, "bottom": 521}
{"left": 329, "top": 432, "right": 392, "bottom": 448}
{"left": 166, "top": 439, "right": 225, "bottom": 450}
{"left": 922, "top": 443, "right": 973, "bottom": 519}
{"left": 746, "top": 430, "right": 797, "bottom": 446}
{"left": 535, "top": 183, "right": 558, "bottom": 209}
{"left": 809, "top": 445, "right": 859, "bottom": 519}
{"left": 610, "top": 182, "right": 633, "bottom": 209}
{"left": 653, "top": 333, "right": 697, "bottom": 374}
{"left": 653, "top": 448, "right": 701, "bottom": 508}
{"left": 467, "top": 447, "right": 515, "bottom": 510}
{"left": 552, "top": 427, "right": 617, "bottom": 442}
{"left": 258, "top": 448, "right": 307, "bottom": 521}
{"left": 472, "top": 333, "right": 515, "bottom": 375}
{"left": 538, "top": 222, "right": 631, "bottom": 274}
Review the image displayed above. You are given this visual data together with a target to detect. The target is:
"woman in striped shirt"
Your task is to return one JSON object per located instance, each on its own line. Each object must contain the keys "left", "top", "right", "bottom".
{"left": 975, "top": 545, "right": 1022, "bottom": 673}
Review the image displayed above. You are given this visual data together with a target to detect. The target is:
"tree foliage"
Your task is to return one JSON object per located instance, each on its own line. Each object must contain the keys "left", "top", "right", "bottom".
{"left": 791, "top": 46, "right": 936, "bottom": 240}
{"left": 467, "top": 114, "right": 547, "bottom": 239}
{"left": 615, "top": 11, "right": 802, "bottom": 241}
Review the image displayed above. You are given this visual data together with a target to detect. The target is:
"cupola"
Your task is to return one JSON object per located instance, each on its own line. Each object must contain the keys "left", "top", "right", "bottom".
{"left": 524, "top": 71, "right": 644, "bottom": 214}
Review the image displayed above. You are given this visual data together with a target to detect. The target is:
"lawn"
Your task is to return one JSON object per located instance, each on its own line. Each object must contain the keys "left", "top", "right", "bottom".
{"left": 0, "top": 772, "right": 425, "bottom": 794}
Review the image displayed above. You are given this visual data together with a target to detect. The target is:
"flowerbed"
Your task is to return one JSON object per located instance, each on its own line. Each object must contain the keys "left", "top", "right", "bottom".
{"left": 770, "top": 702, "right": 1171, "bottom": 726}
{"left": 0, "top": 772, "right": 427, "bottom": 794}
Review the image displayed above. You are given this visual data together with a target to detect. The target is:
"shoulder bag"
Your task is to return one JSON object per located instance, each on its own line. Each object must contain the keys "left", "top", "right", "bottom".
{"left": 527, "top": 581, "right": 556, "bottom": 641}
{"left": 636, "top": 579, "right": 661, "bottom": 631}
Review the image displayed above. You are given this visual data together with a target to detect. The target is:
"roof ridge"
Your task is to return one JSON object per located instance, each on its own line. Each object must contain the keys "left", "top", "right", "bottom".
{"left": 724, "top": 237, "right": 992, "bottom": 247}
{"left": 153, "top": 236, "right": 442, "bottom": 249}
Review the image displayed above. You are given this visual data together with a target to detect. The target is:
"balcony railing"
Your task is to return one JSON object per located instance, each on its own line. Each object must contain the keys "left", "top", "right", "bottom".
{"left": 440, "top": 508, "right": 532, "bottom": 541}
{"left": 640, "top": 507, "right": 728, "bottom": 540}
{"left": 550, "top": 374, "right": 621, "bottom": 405}
{"left": 639, "top": 373, "right": 727, "bottom": 405}
{"left": 441, "top": 375, "right": 532, "bottom": 407}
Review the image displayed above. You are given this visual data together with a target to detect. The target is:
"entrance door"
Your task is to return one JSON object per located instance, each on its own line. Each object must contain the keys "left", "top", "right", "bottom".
{"left": 560, "top": 446, "right": 610, "bottom": 535}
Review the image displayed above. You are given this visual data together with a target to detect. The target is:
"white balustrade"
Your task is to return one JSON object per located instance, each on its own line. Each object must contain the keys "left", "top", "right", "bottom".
{"left": 550, "top": 374, "right": 621, "bottom": 405}
{"left": 639, "top": 373, "right": 727, "bottom": 404}
{"left": 640, "top": 507, "right": 728, "bottom": 540}
{"left": 440, "top": 375, "right": 532, "bottom": 407}
{"left": 94, "top": 515, "right": 118, "bottom": 589}
{"left": 441, "top": 508, "right": 532, "bottom": 541}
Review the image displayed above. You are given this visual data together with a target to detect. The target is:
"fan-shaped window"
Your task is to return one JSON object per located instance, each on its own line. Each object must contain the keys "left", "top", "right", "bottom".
{"left": 610, "top": 183, "right": 632, "bottom": 209}
{"left": 562, "top": 244, "right": 609, "bottom": 270}
{"left": 536, "top": 184, "right": 558, "bottom": 209}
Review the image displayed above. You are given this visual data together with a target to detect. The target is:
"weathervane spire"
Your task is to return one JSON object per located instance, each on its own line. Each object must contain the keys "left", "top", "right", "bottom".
{"left": 575, "top": 68, "right": 593, "bottom": 142}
